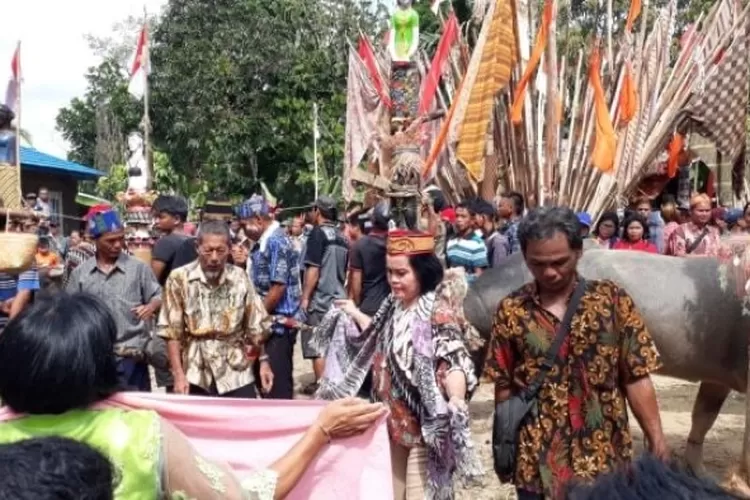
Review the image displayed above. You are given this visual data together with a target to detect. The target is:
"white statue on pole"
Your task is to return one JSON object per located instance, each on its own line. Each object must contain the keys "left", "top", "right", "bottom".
{"left": 126, "top": 131, "right": 149, "bottom": 192}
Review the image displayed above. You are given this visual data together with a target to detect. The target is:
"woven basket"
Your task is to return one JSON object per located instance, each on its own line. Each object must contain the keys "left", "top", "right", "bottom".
{"left": 0, "top": 164, "right": 22, "bottom": 210}
{"left": 0, "top": 232, "right": 38, "bottom": 274}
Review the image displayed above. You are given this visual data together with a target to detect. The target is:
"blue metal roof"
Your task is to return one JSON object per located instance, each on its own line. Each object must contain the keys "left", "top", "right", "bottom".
{"left": 20, "top": 146, "right": 104, "bottom": 180}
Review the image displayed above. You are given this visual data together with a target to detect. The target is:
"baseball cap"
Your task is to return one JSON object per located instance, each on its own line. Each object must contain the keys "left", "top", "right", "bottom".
{"left": 313, "top": 196, "right": 337, "bottom": 211}
{"left": 577, "top": 212, "right": 592, "bottom": 228}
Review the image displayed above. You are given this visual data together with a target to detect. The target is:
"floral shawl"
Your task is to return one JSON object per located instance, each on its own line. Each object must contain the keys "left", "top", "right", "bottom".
{"left": 313, "top": 269, "right": 483, "bottom": 499}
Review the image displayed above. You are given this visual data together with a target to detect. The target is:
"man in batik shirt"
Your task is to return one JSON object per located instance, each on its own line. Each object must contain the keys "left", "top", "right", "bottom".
{"left": 158, "top": 220, "right": 271, "bottom": 398}
{"left": 485, "top": 206, "right": 667, "bottom": 500}
{"left": 239, "top": 194, "right": 302, "bottom": 400}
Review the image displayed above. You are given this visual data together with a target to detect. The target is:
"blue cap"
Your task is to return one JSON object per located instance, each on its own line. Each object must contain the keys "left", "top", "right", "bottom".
{"left": 577, "top": 212, "right": 592, "bottom": 228}
{"left": 236, "top": 194, "right": 270, "bottom": 219}
{"left": 87, "top": 210, "right": 123, "bottom": 239}
{"left": 725, "top": 208, "right": 743, "bottom": 226}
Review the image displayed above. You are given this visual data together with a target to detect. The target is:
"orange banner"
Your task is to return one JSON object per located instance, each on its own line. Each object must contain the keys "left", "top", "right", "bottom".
{"left": 618, "top": 63, "right": 637, "bottom": 124}
{"left": 510, "top": 0, "right": 553, "bottom": 125}
{"left": 589, "top": 48, "right": 617, "bottom": 173}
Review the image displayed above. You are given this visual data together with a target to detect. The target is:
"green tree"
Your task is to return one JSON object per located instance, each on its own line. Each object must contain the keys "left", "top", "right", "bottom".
{"left": 55, "top": 58, "right": 142, "bottom": 169}
{"left": 149, "top": 0, "right": 386, "bottom": 207}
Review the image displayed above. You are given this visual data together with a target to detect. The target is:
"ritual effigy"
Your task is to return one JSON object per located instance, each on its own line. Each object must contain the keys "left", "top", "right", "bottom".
{"left": 117, "top": 131, "right": 157, "bottom": 263}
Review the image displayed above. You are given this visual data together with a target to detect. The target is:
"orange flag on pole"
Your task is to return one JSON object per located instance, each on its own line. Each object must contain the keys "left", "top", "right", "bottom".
{"left": 510, "top": 0, "right": 553, "bottom": 124}
{"left": 589, "top": 47, "right": 617, "bottom": 173}
{"left": 625, "top": 0, "right": 642, "bottom": 32}
{"left": 666, "top": 133, "right": 684, "bottom": 179}
{"left": 618, "top": 62, "right": 637, "bottom": 124}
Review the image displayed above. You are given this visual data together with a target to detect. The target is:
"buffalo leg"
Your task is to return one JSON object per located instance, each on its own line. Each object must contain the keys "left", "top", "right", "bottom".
{"left": 685, "top": 381, "right": 730, "bottom": 475}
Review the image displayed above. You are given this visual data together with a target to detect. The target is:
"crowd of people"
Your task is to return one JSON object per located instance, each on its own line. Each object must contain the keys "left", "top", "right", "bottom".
{"left": 0, "top": 187, "right": 741, "bottom": 500}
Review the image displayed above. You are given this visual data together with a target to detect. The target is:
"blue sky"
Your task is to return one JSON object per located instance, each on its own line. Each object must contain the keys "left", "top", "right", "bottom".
{"left": 0, "top": 0, "right": 167, "bottom": 161}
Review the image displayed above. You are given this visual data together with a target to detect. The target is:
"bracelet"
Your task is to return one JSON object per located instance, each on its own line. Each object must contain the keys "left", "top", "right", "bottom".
{"left": 258, "top": 354, "right": 270, "bottom": 362}
{"left": 317, "top": 423, "right": 332, "bottom": 444}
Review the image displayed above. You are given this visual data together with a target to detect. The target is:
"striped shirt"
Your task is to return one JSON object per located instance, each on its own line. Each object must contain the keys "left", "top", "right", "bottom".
{"left": 0, "top": 267, "right": 40, "bottom": 329}
{"left": 446, "top": 233, "right": 488, "bottom": 284}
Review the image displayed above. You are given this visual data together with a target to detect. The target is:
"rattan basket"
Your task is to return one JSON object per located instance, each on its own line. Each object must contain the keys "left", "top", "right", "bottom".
{"left": 0, "top": 231, "right": 38, "bottom": 274}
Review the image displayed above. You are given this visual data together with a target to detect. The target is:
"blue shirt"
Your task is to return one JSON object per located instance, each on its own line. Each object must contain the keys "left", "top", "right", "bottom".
{"left": 501, "top": 218, "right": 521, "bottom": 256}
{"left": 0, "top": 266, "right": 40, "bottom": 329}
{"left": 250, "top": 224, "right": 302, "bottom": 334}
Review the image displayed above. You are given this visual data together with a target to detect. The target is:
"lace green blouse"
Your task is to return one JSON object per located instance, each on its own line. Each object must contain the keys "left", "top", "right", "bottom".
{"left": 0, "top": 409, "right": 278, "bottom": 500}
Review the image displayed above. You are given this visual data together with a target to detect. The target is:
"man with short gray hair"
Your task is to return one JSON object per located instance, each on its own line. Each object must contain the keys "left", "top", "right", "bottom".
{"left": 157, "top": 220, "right": 271, "bottom": 398}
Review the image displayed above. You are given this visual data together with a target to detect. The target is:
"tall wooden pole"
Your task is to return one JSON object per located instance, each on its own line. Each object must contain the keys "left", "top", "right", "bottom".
{"left": 544, "top": 0, "right": 558, "bottom": 205}
{"left": 13, "top": 40, "right": 21, "bottom": 192}
{"left": 142, "top": 7, "right": 153, "bottom": 190}
{"left": 313, "top": 102, "right": 319, "bottom": 199}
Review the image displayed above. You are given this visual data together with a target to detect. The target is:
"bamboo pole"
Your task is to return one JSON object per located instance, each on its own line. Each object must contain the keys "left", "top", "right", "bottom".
{"left": 543, "top": 0, "right": 559, "bottom": 205}
{"left": 13, "top": 41, "right": 21, "bottom": 208}
{"left": 142, "top": 7, "right": 153, "bottom": 190}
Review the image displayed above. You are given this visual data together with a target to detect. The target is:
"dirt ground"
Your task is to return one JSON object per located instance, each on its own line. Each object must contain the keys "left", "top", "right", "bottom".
{"left": 290, "top": 344, "right": 746, "bottom": 499}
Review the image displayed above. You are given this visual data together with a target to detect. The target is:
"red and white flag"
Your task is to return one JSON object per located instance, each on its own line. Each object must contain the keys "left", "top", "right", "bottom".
{"left": 431, "top": 0, "right": 445, "bottom": 14}
{"left": 4, "top": 42, "right": 20, "bottom": 114}
{"left": 127, "top": 24, "right": 149, "bottom": 99}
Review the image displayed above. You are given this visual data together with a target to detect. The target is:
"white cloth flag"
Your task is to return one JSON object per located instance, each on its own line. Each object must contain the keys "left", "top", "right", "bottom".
{"left": 4, "top": 43, "right": 20, "bottom": 114}
{"left": 127, "top": 24, "right": 149, "bottom": 99}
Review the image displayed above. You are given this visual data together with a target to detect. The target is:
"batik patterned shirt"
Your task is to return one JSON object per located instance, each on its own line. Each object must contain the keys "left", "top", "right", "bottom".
{"left": 157, "top": 261, "right": 270, "bottom": 394}
{"left": 485, "top": 279, "right": 662, "bottom": 498}
{"left": 250, "top": 223, "right": 302, "bottom": 333}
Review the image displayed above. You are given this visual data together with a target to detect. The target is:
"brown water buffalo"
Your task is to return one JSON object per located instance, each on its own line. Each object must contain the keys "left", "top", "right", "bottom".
{"left": 464, "top": 247, "right": 750, "bottom": 486}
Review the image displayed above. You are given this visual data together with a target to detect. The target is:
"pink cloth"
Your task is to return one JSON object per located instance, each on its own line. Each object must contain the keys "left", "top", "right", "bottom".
{"left": 0, "top": 393, "right": 393, "bottom": 500}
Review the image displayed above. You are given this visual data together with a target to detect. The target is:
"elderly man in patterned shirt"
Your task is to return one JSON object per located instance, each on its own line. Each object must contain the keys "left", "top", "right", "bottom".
{"left": 238, "top": 195, "right": 302, "bottom": 399}
{"left": 157, "top": 220, "right": 271, "bottom": 398}
{"left": 66, "top": 208, "right": 161, "bottom": 391}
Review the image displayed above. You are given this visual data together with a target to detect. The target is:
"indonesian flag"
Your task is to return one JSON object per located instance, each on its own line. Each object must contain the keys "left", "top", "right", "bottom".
{"left": 127, "top": 24, "right": 149, "bottom": 99}
{"left": 4, "top": 42, "right": 20, "bottom": 114}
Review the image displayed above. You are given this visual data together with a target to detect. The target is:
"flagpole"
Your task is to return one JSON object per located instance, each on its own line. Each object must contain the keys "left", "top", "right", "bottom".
{"left": 313, "top": 102, "right": 319, "bottom": 199}
{"left": 142, "top": 6, "right": 152, "bottom": 190}
{"left": 14, "top": 41, "right": 21, "bottom": 202}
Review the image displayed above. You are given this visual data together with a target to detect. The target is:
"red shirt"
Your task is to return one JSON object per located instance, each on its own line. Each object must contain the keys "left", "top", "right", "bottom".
{"left": 612, "top": 239, "right": 658, "bottom": 253}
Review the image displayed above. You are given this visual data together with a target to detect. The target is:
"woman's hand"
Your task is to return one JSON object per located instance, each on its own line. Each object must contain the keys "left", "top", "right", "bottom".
{"left": 334, "top": 299, "right": 359, "bottom": 318}
{"left": 316, "top": 397, "right": 387, "bottom": 439}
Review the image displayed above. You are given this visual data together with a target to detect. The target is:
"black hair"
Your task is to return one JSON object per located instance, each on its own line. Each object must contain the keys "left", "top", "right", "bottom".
{"left": 593, "top": 211, "right": 620, "bottom": 237}
{"left": 318, "top": 205, "right": 337, "bottom": 221}
{"left": 426, "top": 188, "right": 448, "bottom": 212}
{"left": 0, "top": 437, "right": 114, "bottom": 500}
{"left": 565, "top": 454, "right": 736, "bottom": 500}
{"left": 0, "top": 293, "right": 119, "bottom": 414}
{"left": 472, "top": 199, "right": 496, "bottom": 217}
{"left": 372, "top": 201, "right": 391, "bottom": 231}
{"left": 197, "top": 219, "right": 231, "bottom": 245}
{"left": 502, "top": 191, "right": 525, "bottom": 216}
{"left": 518, "top": 206, "right": 583, "bottom": 253}
{"left": 457, "top": 200, "right": 477, "bottom": 216}
{"left": 0, "top": 105, "right": 14, "bottom": 129}
{"left": 153, "top": 195, "right": 188, "bottom": 222}
{"left": 409, "top": 253, "right": 444, "bottom": 294}
{"left": 743, "top": 202, "right": 750, "bottom": 216}
{"left": 621, "top": 213, "right": 650, "bottom": 242}
{"left": 347, "top": 210, "right": 366, "bottom": 232}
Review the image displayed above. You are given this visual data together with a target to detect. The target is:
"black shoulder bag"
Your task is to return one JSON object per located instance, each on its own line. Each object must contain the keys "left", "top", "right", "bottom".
{"left": 492, "top": 279, "right": 587, "bottom": 479}
{"left": 685, "top": 227, "right": 709, "bottom": 255}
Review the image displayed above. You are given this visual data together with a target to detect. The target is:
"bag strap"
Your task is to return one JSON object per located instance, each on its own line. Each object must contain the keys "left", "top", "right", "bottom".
{"left": 523, "top": 279, "right": 587, "bottom": 400}
{"left": 686, "top": 227, "right": 709, "bottom": 255}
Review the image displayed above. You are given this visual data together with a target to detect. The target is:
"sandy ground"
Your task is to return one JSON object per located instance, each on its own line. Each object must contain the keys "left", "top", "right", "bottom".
{"left": 289, "top": 344, "right": 747, "bottom": 499}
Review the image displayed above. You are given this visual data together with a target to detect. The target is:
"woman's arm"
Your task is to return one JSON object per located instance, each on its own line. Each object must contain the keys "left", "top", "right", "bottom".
{"left": 161, "top": 399, "right": 386, "bottom": 500}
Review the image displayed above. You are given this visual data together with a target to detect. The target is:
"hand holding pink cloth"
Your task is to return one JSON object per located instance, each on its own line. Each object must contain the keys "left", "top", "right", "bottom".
{"left": 0, "top": 392, "right": 393, "bottom": 500}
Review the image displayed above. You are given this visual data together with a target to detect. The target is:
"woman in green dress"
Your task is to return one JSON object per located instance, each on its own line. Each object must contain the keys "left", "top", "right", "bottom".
{"left": 0, "top": 292, "right": 385, "bottom": 499}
